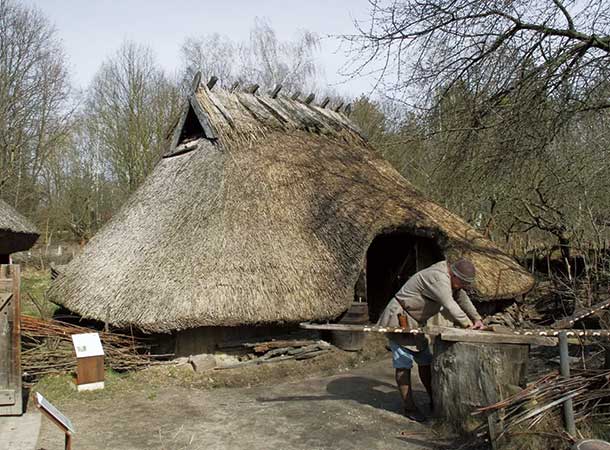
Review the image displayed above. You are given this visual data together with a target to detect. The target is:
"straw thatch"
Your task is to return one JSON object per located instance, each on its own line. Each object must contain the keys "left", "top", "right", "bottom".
{"left": 48, "top": 82, "right": 534, "bottom": 333}
{"left": 0, "top": 199, "right": 39, "bottom": 254}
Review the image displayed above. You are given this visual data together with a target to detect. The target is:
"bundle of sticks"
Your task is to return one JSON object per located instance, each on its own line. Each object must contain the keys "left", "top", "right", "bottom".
{"left": 474, "top": 368, "right": 610, "bottom": 439}
{"left": 21, "top": 315, "right": 168, "bottom": 380}
{"left": 215, "top": 338, "right": 332, "bottom": 369}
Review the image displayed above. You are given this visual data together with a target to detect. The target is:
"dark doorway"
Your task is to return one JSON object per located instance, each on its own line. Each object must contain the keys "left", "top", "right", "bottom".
{"left": 365, "top": 233, "right": 443, "bottom": 322}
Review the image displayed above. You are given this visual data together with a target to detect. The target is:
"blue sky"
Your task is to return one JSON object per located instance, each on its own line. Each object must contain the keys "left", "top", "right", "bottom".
{"left": 23, "top": 0, "right": 376, "bottom": 97}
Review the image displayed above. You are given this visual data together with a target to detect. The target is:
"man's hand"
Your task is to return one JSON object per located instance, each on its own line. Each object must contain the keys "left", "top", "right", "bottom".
{"left": 470, "top": 320, "right": 485, "bottom": 330}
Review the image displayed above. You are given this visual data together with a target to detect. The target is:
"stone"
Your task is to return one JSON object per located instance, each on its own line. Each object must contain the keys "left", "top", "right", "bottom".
{"left": 188, "top": 354, "right": 217, "bottom": 372}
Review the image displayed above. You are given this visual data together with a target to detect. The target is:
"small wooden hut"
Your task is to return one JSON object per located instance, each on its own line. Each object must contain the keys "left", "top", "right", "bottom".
{"left": 0, "top": 199, "right": 39, "bottom": 263}
{"left": 48, "top": 78, "right": 534, "bottom": 355}
{"left": 0, "top": 199, "right": 38, "bottom": 415}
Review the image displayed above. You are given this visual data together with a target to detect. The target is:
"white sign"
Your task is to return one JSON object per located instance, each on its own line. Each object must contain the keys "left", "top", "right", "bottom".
{"left": 35, "top": 392, "right": 76, "bottom": 433}
{"left": 71, "top": 333, "right": 104, "bottom": 358}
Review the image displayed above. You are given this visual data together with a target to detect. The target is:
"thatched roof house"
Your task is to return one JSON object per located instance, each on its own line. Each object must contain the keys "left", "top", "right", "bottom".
{"left": 49, "top": 78, "right": 534, "bottom": 334}
{"left": 0, "top": 199, "right": 39, "bottom": 260}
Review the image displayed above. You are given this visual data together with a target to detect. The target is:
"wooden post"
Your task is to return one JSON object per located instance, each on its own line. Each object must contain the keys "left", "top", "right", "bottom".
{"left": 0, "top": 264, "right": 22, "bottom": 416}
{"left": 559, "top": 331, "right": 577, "bottom": 436}
{"left": 432, "top": 338, "right": 528, "bottom": 434}
{"left": 304, "top": 93, "right": 315, "bottom": 104}
{"left": 206, "top": 75, "right": 218, "bottom": 90}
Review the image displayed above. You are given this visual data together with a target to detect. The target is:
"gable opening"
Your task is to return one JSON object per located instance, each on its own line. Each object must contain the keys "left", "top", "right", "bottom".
{"left": 178, "top": 104, "right": 206, "bottom": 146}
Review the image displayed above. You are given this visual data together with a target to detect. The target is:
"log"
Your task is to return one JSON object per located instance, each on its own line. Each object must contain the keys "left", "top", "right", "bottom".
{"left": 432, "top": 339, "right": 528, "bottom": 435}
{"left": 295, "top": 349, "right": 329, "bottom": 360}
{"left": 215, "top": 355, "right": 294, "bottom": 370}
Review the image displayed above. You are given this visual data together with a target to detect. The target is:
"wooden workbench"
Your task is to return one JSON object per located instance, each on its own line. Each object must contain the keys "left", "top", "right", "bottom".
{"left": 299, "top": 322, "right": 557, "bottom": 346}
{"left": 301, "top": 322, "right": 553, "bottom": 434}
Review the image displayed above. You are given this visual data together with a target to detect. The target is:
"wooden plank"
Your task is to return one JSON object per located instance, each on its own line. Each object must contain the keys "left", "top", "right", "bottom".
{"left": 299, "top": 322, "right": 427, "bottom": 334}
{"left": 235, "top": 92, "right": 285, "bottom": 129}
{"left": 300, "top": 323, "right": 557, "bottom": 346}
{"left": 435, "top": 328, "right": 556, "bottom": 347}
{"left": 251, "top": 339, "right": 320, "bottom": 353}
{"left": 0, "top": 264, "right": 21, "bottom": 415}
{"left": 189, "top": 95, "right": 218, "bottom": 138}
{"left": 287, "top": 99, "right": 331, "bottom": 133}
{"left": 254, "top": 95, "right": 298, "bottom": 128}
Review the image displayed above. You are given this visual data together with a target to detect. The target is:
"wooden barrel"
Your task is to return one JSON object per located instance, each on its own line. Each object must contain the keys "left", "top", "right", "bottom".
{"left": 329, "top": 302, "right": 369, "bottom": 351}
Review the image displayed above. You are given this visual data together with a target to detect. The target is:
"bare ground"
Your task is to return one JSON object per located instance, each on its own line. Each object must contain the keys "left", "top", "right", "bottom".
{"left": 34, "top": 336, "right": 459, "bottom": 450}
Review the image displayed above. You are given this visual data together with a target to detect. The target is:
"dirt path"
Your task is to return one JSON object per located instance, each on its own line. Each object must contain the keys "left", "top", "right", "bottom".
{"left": 36, "top": 361, "right": 452, "bottom": 450}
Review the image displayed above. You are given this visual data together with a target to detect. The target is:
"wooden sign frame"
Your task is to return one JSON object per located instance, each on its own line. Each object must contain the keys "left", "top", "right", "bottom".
{"left": 34, "top": 392, "right": 75, "bottom": 450}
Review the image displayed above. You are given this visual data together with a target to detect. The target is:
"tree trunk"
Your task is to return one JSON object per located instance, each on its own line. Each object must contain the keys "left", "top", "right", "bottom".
{"left": 432, "top": 339, "right": 529, "bottom": 434}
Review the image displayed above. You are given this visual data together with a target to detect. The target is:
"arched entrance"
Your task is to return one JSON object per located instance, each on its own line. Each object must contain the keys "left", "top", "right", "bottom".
{"left": 364, "top": 233, "right": 444, "bottom": 322}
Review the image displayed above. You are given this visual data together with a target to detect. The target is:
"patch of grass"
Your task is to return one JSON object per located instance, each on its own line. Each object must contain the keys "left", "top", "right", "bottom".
{"left": 30, "top": 369, "right": 148, "bottom": 406}
{"left": 20, "top": 268, "right": 57, "bottom": 318}
{"left": 31, "top": 373, "right": 76, "bottom": 403}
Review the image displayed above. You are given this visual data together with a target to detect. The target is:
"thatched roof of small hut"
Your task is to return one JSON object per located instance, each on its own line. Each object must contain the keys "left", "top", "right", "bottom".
{"left": 48, "top": 79, "right": 534, "bottom": 333}
{"left": 0, "top": 199, "right": 39, "bottom": 254}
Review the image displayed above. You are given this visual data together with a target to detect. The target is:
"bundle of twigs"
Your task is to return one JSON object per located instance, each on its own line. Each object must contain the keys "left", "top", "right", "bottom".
{"left": 474, "top": 369, "right": 610, "bottom": 439}
{"left": 21, "top": 315, "right": 169, "bottom": 380}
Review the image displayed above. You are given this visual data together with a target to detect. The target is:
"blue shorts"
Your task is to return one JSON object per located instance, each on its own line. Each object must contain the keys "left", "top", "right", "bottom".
{"left": 389, "top": 340, "right": 433, "bottom": 369}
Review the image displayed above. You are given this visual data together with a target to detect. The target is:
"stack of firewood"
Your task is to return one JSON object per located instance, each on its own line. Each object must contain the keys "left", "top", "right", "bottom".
{"left": 215, "top": 339, "right": 332, "bottom": 369}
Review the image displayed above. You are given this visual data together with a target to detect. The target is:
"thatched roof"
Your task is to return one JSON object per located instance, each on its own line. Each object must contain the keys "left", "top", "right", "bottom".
{"left": 48, "top": 80, "right": 534, "bottom": 333}
{"left": 0, "top": 199, "right": 39, "bottom": 255}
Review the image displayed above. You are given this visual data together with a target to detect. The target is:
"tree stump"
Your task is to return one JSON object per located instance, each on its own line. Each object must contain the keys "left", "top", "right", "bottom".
{"left": 432, "top": 339, "right": 529, "bottom": 434}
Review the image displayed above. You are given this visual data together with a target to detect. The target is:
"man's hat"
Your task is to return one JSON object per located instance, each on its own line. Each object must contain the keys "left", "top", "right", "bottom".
{"left": 451, "top": 258, "right": 476, "bottom": 284}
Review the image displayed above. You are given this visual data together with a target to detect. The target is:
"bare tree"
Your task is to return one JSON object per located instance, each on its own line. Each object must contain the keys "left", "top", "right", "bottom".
{"left": 344, "top": 1, "right": 610, "bottom": 255}
{"left": 85, "top": 41, "right": 182, "bottom": 196}
{"left": 346, "top": 0, "right": 610, "bottom": 113}
{"left": 0, "top": 0, "right": 72, "bottom": 212}
{"left": 181, "top": 33, "right": 236, "bottom": 89}
{"left": 180, "top": 18, "right": 320, "bottom": 92}
{"left": 40, "top": 114, "right": 119, "bottom": 242}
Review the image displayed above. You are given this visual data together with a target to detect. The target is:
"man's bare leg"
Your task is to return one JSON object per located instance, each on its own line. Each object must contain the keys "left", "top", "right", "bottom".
{"left": 395, "top": 368, "right": 418, "bottom": 412}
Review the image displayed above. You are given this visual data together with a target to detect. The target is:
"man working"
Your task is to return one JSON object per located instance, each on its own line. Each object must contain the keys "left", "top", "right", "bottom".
{"left": 377, "top": 258, "right": 484, "bottom": 422}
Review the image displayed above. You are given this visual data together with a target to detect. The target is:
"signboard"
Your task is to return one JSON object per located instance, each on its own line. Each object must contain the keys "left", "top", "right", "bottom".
{"left": 35, "top": 392, "right": 75, "bottom": 434}
{"left": 71, "top": 333, "right": 104, "bottom": 358}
